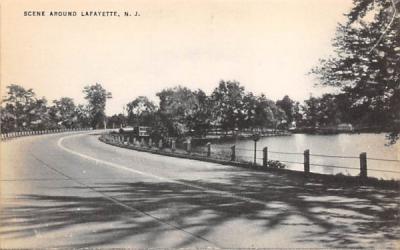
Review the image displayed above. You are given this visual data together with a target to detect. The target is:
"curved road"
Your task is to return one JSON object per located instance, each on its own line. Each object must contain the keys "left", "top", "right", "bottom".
{"left": 1, "top": 132, "right": 399, "bottom": 248}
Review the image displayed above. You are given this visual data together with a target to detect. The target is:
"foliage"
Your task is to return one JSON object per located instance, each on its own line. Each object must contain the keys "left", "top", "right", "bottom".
{"left": 0, "top": 84, "right": 54, "bottom": 132}
{"left": 210, "top": 81, "right": 287, "bottom": 133}
{"left": 49, "top": 97, "right": 77, "bottom": 128}
{"left": 302, "top": 94, "right": 342, "bottom": 127}
{"left": 107, "top": 113, "right": 127, "bottom": 129}
{"left": 157, "top": 86, "right": 211, "bottom": 137}
{"left": 276, "top": 95, "right": 295, "bottom": 124}
{"left": 126, "top": 96, "right": 156, "bottom": 126}
{"left": 184, "top": 89, "right": 213, "bottom": 136}
{"left": 310, "top": 0, "right": 400, "bottom": 142}
{"left": 1, "top": 84, "right": 97, "bottom": 132}
{"left": 210, "top": 81, "right": 247, "bottom": 132}
{"left": 83, "top": 83, "right": 112, "bottom": 129}
{"left": 267, "top": 160, "right": 286, "bottom": 169}
{"left": 75, "top": 104, "right": 91, "bottom": 128}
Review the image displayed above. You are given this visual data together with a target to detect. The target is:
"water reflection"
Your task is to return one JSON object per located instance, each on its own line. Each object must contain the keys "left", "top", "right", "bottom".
{"left": 213, "top": 133, "right": 400, "bottom": 180}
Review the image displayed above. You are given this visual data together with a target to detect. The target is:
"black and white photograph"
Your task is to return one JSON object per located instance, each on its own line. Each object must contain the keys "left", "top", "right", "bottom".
{"left": 0, "top": 0, "right": 399, "bottom": 248}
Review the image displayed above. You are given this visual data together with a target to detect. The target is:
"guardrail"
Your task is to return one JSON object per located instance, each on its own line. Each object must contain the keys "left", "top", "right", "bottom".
{"left": 1, "top": 127, "right": 93, "bottom": 141}
{"left": 101, "top": 133, "right": 400, "bottom": 180}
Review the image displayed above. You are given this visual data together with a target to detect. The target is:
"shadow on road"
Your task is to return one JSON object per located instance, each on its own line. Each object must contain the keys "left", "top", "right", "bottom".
{"left": 1, "top": 170, "right": 399, "bottom": 248}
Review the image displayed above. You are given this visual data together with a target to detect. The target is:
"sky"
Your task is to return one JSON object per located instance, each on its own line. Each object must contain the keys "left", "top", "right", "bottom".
{"left": 1, "top": 0, "right": 353, "bottom": 115}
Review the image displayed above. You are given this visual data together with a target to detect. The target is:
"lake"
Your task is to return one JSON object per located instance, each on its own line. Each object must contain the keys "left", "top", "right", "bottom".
{"left": 211, "top": 133, "right": 400, "bottom": 180}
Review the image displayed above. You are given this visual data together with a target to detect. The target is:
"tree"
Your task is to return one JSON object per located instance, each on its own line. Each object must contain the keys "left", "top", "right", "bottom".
{"left": 49, "top": 97, "right": 77, "bottom": 128}
{"left": 28, "top": 97, "right": 53, "bottom": 131}
{"left": 83, "top": 83, "right": 112, "bottom": 129}
{"left": 126, "top": 96, "right": 156, "bottom": 126}
{"left": 243, "top": 93, "right": 286, "bottom": 130}
{"left": 1, "top": 84, "right": 36, "bottom": 130}
{"left": 276, "top": 95, "right": 295, "bottom": 124}
{"left": 107, "top": 113, "right": 127, "bottom": 128}
{"left": 0, "top": 106, "right": 14, "bottom": 132}
{"left": 75, "top": 104, "right": 91, "bottom": 128}
{"left": 185, "top": 89, "right": 213, "bottom": 136}
{"left": 0, "top": 84, "right": 53, "bottom": 131}
{"left": 157, "top": 86, "right": 201, "bottom": 136}
{"left": 311, "top": 0, "right": 400, "bottom": 143}
{"left": 210, "top": 80, "right": 246, "bottom": 133}
{"left": 292, "top": 101, "right": 304, "bottom": 127}
{"left": 302, "top": 94, "right": 342, "bottom": 128}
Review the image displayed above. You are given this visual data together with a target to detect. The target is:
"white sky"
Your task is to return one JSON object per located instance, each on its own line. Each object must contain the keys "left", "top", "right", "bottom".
{"left": 1, "top": 0, "right": 353, "bottom": 115}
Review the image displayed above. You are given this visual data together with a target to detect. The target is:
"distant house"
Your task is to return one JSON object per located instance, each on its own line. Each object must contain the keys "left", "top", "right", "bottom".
{"left": 337, "top": 123, "right": 354, "bottom": 132}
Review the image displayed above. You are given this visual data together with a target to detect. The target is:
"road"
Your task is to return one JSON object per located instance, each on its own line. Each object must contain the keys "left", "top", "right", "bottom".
{"left": 1, "top": 131, "right": 399, "bottom": 248}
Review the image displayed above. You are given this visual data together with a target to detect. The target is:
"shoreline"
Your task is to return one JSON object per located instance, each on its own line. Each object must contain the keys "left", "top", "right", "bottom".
{"left": 99, "top": 133, "right": 400, "bottom": 189}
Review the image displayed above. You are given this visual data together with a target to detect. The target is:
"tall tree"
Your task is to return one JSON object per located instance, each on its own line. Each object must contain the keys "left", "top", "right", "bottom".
{"left": 107, "top": 113, "right": 127, "bottom": 129}
{"left": 83, "top": 83, "right": 112, "bottom": 129}
{"left": 311, "top": 0, "right": 400, "bottom": 143}
{"left": 185, "top": 89, "right": 213, "bottom": 136}
{"left": 75, "top": 104, "right": 91, "bottom": 128}
{"left": 157, "top": 86, "right": 200, "bottom": 136}
{"left": 49, "top": 97, "right": 77, "bottom": 128}
{"left": 28, "top": 97, "right": 53, "bottom": 130}
{"left": 210, "top": 80, "right": 246, "bottom": 133}
{"left": 276, "top": 95, "right": 295, "bottom": 124}
{"left": 1, "top": 84, "right": 47, "bottom": 131}
{"left": 126, "top": 96, "right": 156, "bottom": 126}
{"left": 1, "top": 84, "right": 38, "bottom": 131}
{"left": 244, "top": 93, "right": 287, "bottom": 130}
{"left": 303, "top": 94, "right": 343, "bottom": 127}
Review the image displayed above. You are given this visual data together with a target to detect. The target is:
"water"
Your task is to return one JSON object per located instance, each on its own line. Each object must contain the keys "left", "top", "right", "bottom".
{"left": 212, "top": 133, "right": 400, "bottom": 180}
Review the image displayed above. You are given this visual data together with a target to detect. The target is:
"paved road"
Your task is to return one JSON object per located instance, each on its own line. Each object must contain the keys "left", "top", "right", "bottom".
{"left": 1, "top": 132, "right": 399, "bottom": 248}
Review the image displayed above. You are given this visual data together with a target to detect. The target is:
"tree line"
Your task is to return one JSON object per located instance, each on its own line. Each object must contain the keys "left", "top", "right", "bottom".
{"left": 1, "top": 78, "right": 397, "bottom": 142}
{"left": 109, "top": 79, "right": 397, "bottom": 140}
{"left": 0, "top": 83, "right": 111, "bottom": 133}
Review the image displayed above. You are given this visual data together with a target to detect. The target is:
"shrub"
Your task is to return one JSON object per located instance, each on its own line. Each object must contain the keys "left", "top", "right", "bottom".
{"left": 268, "top": 160, "right": 286, "bottom": 169}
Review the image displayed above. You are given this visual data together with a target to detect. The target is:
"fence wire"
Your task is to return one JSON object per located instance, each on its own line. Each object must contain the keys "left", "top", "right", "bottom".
{"left": 236, "top": 147, "right": 263, "bottom": 152}
{"left": 367, "top": 157, "right": 400, "bottom": 163}
{"left": 269, "top": 151, "right": 303, "bottom": 156}
{"left": 102, "top": 134, "right": 400, "bottom": 177}
{"left": 270, "top": 159, "right": 304, "bottom": 165}
{"left": 367, "top": 168, "right": 400, "bottom": 174}
{"left": 309, "top": 163, "right": 359, "bottom": 170}
{"left": 310, "top": 153, "right": 359, "bottom": 159}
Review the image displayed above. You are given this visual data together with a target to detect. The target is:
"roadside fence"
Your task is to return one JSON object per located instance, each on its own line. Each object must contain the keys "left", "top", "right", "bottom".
{"left": 100, "top": 133, "right": 400, "bottom": 179}
{"left": 1, "top": 127, "right": 93, "bottom": 141}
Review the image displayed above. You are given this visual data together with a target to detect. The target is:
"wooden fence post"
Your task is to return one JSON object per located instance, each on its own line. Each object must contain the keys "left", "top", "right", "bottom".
{"left": 263, "top": 147, "right": 268, "bottom": 167}
{"left": 207, "top": 142, "right": 211, "bottom": 157}
{"left": 360, "top": 152, "right": 367, "bottom": 179}
{"left": 231, "top": 145, "right": 236, "bottom": 161}
{"left": 253, "top": 140, "right": 257, "bottom": 165}
{"left": 304, "top": 149, "right": 310, "bottom": 174}
{"left": 171, "top": 140, "right": 176, "bottom": 152}
{"left": 186, "top": 140, "right": 191, "bottom": 153}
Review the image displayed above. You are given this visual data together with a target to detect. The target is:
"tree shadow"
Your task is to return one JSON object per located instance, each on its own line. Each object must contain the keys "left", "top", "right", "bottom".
{"left": 0, "top": 170, "right": 399, "bottom": 248}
